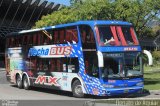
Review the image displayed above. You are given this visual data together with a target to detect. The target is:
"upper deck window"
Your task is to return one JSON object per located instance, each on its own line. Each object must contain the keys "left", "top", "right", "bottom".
{"left": 121, "top": 27, "right": 133, "bottom": 44}
{"left": 117, "top": 26, "right": 139, "bottom": 45}
{"left": 96, "top": 26, "right": 120, "bottom": 46}
{"left": 96, "top": 25, "right": 139, "bottom": 46}
{"left": 52, "top": 26, "right": 78, "bottom": 44}
{"left": 79, "top": 25, "right": 96, "bottom": 49}
{"left": 65, "top": 27, "right": 78, "bottom": 44}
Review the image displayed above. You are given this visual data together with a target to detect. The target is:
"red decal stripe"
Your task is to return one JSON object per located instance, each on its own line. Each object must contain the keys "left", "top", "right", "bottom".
{"left": 117, "top": 26, "right": 127, "bottom": 46}
{"left": 110, "top": 26, "right": 120, "bottom": 46}
{"left": 130, "top": 27, "right": 139, "bottom": 45}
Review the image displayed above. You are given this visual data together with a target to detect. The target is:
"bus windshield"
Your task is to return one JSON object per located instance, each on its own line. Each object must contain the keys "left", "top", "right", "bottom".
{"left": 97, "top": 25, "right": 138, "bottom": 46}
{"left": 102, "top": 52, "right": 142, "bottom": 79}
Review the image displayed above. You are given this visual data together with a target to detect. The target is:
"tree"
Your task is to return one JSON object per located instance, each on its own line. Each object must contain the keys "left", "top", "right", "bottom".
{"left": 33, "top": 0, "right": 160, "bottom": 37}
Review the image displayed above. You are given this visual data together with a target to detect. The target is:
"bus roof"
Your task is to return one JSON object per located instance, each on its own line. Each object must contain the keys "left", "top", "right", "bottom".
{"left": 7, "top": 20, "right": 132, "bottom": 37}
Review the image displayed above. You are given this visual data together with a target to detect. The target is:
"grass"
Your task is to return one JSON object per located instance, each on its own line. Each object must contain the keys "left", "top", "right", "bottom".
{"left": 144, "top": 65, "right": 160, "bottom": 72}
{"left": 144, "top": 65, "right": 160, "bottom": 90}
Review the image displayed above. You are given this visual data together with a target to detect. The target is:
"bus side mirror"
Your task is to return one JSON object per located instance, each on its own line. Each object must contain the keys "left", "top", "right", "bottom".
{"left": 143, "top": 50, "right": 153, "bottom": 66}
{"left": 97, "top": 51, "right": 104, "bottom": 67}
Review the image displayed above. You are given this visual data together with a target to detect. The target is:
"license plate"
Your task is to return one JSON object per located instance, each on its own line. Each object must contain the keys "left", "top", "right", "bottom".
{"left": 124, "top": 89, "right": 129, "bottom": 93}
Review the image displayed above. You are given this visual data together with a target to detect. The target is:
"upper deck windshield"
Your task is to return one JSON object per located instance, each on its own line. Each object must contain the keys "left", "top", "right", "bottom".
{"left": 96, "top": 25, "right": 139, "bottom": 46}
{"left": 102, "top": 52, "right": 143, "bottom": 79}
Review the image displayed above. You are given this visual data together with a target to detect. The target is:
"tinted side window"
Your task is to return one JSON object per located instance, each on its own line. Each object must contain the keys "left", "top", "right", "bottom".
{"left": 59, "top": 29, "right": 65, "bottom": 43}
{"left": 53, "top": 30, "right": 59, "bottom": 44}
{"left": 67, "top": 58, "right": 79, "bottom": 73}
{"left": 22, "top": 35, "right": 27, "bottom": 45}
{"left": 65, "top": 26, "right": 78, "bottom": 44}
{"left": 52, "top": 26, "right": 78, "bottom": 44}
{"left": 79, "top": 25, "right": 96, "bottom": 49}
{"left": 36, "top": 59, "right": 49, "bottom": 72}
{"left": 48, "top": 58, "right": 79, "bottom": 73}
{"left": 33, "top": 33, "right": 37, "bottom": 45}
{"left": 84, "top": 51, "right": 98, "bottom": 77}
{"left": 42, "top": 30, "right": 52, "bottom": 45}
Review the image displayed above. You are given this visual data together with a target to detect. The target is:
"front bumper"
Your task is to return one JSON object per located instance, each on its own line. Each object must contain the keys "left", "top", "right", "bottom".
{"left": 101, "top": 87, "right": 143, "bottom": 96}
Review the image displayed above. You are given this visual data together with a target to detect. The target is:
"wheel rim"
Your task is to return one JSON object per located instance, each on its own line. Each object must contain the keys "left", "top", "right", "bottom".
{"left": 75, "top": 85, "right": 83, "bottom": 95}
{"left": 17, "top": 76, "right": 21, "bottom": 86}
{"left": 23, "top": 78, "right": 28, "bottom": 88}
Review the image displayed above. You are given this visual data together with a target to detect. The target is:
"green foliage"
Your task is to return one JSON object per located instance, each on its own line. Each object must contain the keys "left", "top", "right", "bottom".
{"left": 152, "top": 25, "right": 160, "bottom": 36}
{"left": 33, "top": 0, "right": 160, "bottom": 37}
{"left": 152, "top": 50, "right": 160, "bottom": 64}
{"left": 141, "top": 53, "right": 148, "bottom": 65}
{"left": 141, "top": 27, "right": 155, "bottom": 37}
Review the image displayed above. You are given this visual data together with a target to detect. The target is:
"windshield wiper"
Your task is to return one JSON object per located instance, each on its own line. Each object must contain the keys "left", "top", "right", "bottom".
{"left": 128, "top": 74, "right": 142, "bottom": 77}
{"left": 111, "top": 74, "right": 124, "bottom": 78}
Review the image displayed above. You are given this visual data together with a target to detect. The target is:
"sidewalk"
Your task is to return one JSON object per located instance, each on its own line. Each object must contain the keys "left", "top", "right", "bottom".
{"left": 0, "top": 68, "right": 5, "bottom": 71}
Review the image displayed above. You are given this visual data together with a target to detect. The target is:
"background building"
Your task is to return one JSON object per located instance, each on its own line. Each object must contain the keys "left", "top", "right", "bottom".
{"left": 0, "top": 0, "right": 63, "bottom": 67}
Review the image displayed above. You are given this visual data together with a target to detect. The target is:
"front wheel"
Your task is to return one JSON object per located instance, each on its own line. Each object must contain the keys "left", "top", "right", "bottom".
{"left": 23, "top": 75, "right": 30, "bottom": 90}
{"left": 72, "top": 80, "right": 84, "bottom": 98}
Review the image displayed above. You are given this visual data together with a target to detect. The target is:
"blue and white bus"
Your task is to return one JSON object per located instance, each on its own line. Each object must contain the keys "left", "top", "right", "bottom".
{"left": 5, "top": 20, "right": 143, "bottom": 97}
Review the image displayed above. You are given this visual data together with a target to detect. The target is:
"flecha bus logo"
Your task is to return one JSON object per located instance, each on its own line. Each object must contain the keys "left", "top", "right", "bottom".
{"left": 49, "top": 46, "right": 72, "bottom": 56}
{"left": 28, "top": 46, "right": 72, "bottom": 57}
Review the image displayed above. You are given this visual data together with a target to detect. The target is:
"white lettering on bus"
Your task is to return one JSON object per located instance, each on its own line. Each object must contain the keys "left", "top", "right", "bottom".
{"left": 28, "top": 46, "right": 72, "bottom": 56}
{"left": 28, "top": 48, "right": 49, "bottom": 56}
{"left": 50, "top": 46, "right": 72, "bottom": 56}
{"left": 124, "top": 47, "right": 138, "bottom": 51}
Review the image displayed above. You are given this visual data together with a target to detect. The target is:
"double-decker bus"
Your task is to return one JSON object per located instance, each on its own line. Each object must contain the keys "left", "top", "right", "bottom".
{"left": 5, "top": 20, "right": 143, "bottom": 97}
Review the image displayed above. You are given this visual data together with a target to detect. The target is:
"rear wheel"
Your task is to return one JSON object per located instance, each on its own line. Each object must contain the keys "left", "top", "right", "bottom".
{"left": 16, "top": 75, "right": 22, "bottom": 89}
{"left": 23, "top": 75, "right": 30, "bottom": 90}
{"left": 72, "top": 80, "right": 84, "bottom": 98}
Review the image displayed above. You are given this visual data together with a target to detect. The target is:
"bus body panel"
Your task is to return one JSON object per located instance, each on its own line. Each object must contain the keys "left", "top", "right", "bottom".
{"left": 30, "top": 72, "right": 87, "bottom": 93}
{"left": 5, "top": 20, "right": 144, "bottom": 97}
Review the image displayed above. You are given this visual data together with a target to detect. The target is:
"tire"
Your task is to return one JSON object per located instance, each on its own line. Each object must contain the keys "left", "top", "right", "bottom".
{"left": 23, "top": 75, "right": 30, "bottom": 90}
{"left": 16, "top": 75, "right": 23, "bottom": 89}
{"left": 72, "top": 80, "right": 84, "bottom": 98}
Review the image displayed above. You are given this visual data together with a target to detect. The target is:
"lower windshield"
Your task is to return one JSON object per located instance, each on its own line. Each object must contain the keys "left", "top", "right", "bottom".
{"left": 102, "top": 52, "right": 143, "bottom": 79}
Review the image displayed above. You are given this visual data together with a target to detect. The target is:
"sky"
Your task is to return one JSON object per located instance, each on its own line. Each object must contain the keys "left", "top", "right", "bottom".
{"left": 48, "top": 0, "right": 70, "bottom": 6}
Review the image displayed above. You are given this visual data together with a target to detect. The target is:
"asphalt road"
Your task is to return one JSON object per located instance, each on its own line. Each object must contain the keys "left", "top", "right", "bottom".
{"left": 0, "top": 71, "right": 84, "bottom": 100}
{"left": 0, "top": 70, "right": 160, "bottom": 106}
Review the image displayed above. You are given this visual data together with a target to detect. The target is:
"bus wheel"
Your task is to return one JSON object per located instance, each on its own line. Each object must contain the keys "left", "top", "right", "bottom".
{"left": 72, "top": 80, "right": 84, "bottom": 98}
{"left": 16, "top": 75, "right": 22, "bottom": 89}
{"left": 23, "top": 75, "right": 30, "bottom": 90}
